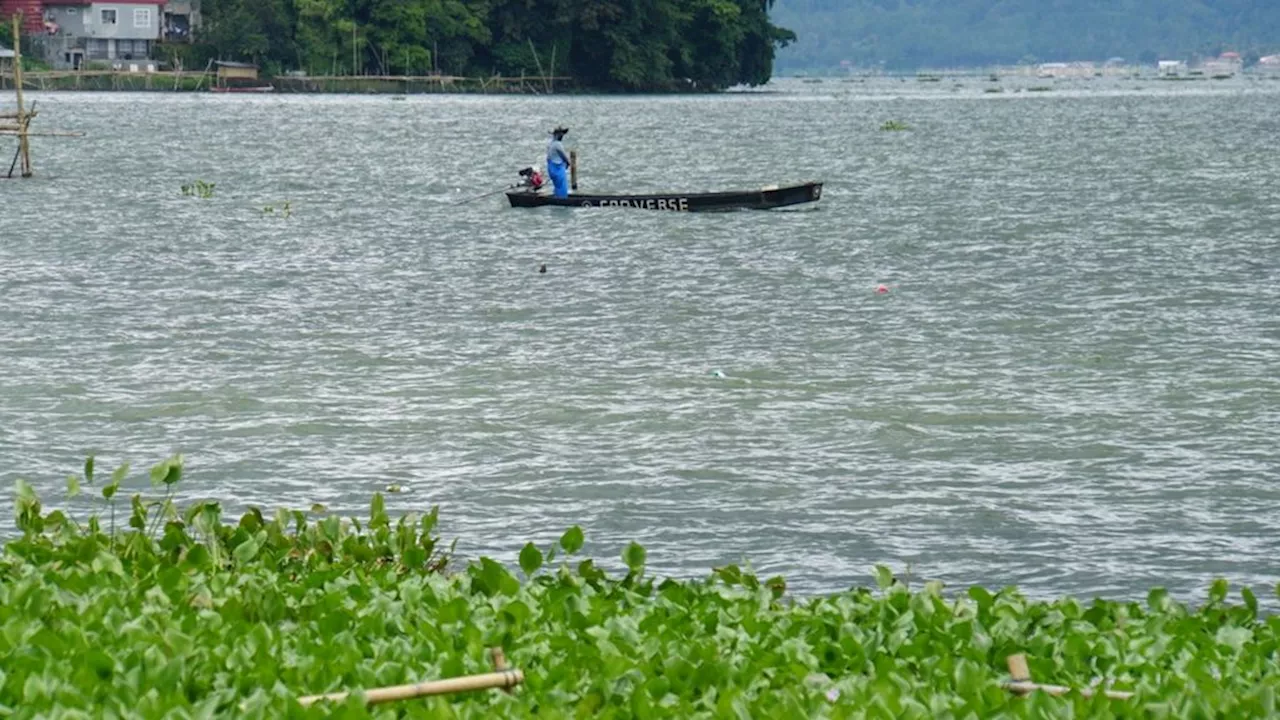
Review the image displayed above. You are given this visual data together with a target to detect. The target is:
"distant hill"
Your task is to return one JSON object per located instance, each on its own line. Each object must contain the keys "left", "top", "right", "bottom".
{"left": 770, "top": 0, "right": 1280, "bottom": 70}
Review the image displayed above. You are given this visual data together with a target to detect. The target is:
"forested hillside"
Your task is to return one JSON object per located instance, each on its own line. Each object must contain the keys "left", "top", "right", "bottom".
{"left": 770, "top": 0, "right": 1280, "bottom": 70}
{"left": 180, "top": 0, "right": 794, "bottom": 91}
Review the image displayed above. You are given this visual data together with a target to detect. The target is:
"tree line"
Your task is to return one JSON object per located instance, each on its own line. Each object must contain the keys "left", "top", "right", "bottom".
{"left": 769, "top": 0, "right": 1280, "bottom": 70}
{"left": 171, "top": 0, "right": 795, "bottom": 91}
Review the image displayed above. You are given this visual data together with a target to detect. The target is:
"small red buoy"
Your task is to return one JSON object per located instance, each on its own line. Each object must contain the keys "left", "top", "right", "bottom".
{"left": 876, "top": 284, "right": 890, "bottom": 294}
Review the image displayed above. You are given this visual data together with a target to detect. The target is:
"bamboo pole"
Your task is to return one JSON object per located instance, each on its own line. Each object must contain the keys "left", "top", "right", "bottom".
{"left": 547, "top": 44, "right": 556, "bottom": 94}
{"left": 490, "top": 647, "right": 514, "bottom": 695}
{"left": 0, "top": 130, "right": 83, "bottom": 137}
{"left": 528, "top": 39, "right": 547, "bottom": 86}
{"left": 11, "top": 12, "right": 32, "bottom": 177}
{"left": 569, "top": 150, "right": 578, "bottom": 190}
{"left": 1002, "top": 654, "right": 1134, "bottom": 701}
{"left": 7, "top": 13, "right": 32, "bottom": 176}
{"left": 298, "top": 647, "right": 523, "bottom": 707}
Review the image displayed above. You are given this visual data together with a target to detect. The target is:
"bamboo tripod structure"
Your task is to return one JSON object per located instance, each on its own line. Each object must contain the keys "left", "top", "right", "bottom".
{"left": 3, "top": 13, "right": 33, "bottom": 177}
{"left": 2, "top": 12, "right": 83, "bottom": 178}
{"left": 1003, "top": 653, "right": 1135, "bottom": 701}
{"left": 297, "top": 646, "right": 524, "bottom": 707}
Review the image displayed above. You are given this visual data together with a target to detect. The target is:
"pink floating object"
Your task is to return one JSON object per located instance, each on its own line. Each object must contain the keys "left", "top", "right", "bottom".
{"left": 876, "top": 284, "right": 890, "bottom": 294}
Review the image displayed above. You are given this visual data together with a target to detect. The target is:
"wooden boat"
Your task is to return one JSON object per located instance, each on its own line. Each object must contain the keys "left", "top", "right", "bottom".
{"left": 505, "top": 181, "right": 823, "bottom": 212}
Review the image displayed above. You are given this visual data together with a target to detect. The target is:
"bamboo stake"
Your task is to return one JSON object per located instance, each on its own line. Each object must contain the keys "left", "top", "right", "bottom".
{"left": 569, "top": 150, "right": 578, "bottom": 190}
{"left": 1002, "top": 654, "right": 1134, "bottom": 701}
{"left": 11, "top": 12, "right": 32, "bottom": 177}
{"left": 299, "top": 648, "right": 523, "bottom": 708}
{"left": 298, "top": 669, "right": 523, "bottom": 707}
{"left": 528, "top": 39, "right": 547, "bottom": 85}
{"left": 547, "top": 44, "right": 556, "bottom": 94}
{"left": 490, "top": 646, "right": 514, "bottom": 695}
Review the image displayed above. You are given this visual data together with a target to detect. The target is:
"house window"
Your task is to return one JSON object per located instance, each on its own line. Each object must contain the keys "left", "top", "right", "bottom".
{"left": 101, "top": 9, "right": 117, "bottom": 24}
{"left": 134, "top": 8, "right": 151, "bottom": 28}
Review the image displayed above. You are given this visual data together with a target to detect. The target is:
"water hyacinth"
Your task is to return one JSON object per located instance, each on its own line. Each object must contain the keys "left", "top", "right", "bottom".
{"left": 2, "top": 456, "right": 1279, "bottom": 718}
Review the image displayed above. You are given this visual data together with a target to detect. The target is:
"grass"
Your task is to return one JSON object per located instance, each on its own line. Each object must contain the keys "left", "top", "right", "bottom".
{"left": 4, "top": 455, "right": 1280, "bottom": 718}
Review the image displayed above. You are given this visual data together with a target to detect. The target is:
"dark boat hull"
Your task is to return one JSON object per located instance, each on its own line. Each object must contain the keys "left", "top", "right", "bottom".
{"left": 505, "top": 182, "right": 822, "bottom": 212}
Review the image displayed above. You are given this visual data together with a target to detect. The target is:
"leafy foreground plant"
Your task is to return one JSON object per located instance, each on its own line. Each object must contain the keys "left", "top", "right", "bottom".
{"left": 4, "top": 457, "right": 1280, "bottom": 718}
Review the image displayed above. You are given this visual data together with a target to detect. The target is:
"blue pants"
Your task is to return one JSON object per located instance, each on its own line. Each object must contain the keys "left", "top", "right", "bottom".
{"left": 548, "top": 163, "right": 569, "bottom": 198}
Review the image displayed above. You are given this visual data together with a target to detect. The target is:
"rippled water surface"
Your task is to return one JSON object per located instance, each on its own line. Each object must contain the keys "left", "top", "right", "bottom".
{"left": 3, "top": 77, "right": 1279, "bottom": 600}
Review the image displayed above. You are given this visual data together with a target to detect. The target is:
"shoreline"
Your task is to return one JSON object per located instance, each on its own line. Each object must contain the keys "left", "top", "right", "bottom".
{"left": 0, "top": 71, "right": 751, "bottom": 95}
{"left": 0, "top": 71, "right": 579, "bottom": 94}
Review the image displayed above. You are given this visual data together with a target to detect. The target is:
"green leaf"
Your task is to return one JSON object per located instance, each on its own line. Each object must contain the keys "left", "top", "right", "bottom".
{"left": 162, "top": 456, "right": 183, "bottom": 485}
{"left": 519, "top": 542, "right": 543, "bottom": 576}
{"left": 560, "top": 525, "right": 585, "bottom": 554}
{"left": 15, "top": 478, "right": 36, "bottom": 506}
{"left": 765, "top": 575, "right": 787, "bottom": 599}
{"left": 1243, "top": 586, "right": 1258, "bottom": 617}
{"left": 476, "top": 557, "right": 519, "bottom": 597}
{"left": 66, "top": 474, "right": 81, "bottom": 498}
{"left": 623, "top": 541, "right": 647, "bottom": 574}
{"left": 502, "top": 599, "right": 531, "bottom": 626}
{"left": 1209, "top": 578, "right": 1229, "bottom": 604}
{"left": 874, "top": 565, "right": 894, "bottom": 591}
{"left": 105, "top": 463, "right": 128, "bottom": 500}
{"left": 370, "top": 492, "right": 388, "bottom": 528}
{"left": 234, "top": 536, "right": 260, "bottom": 564}
{"left": 84, "top": 456, "right": 95, "bottom": 485}
{"left": 422, "top": 506, "right": 439, "bottom": 535}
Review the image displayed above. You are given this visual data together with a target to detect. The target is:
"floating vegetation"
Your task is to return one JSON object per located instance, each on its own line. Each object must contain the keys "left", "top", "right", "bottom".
{"left": 916, "top": 74, "right": 942, "bottom": 82}
{"left": 984, "top": 87, "right": 1003, "bottom": 94}
{"left": 880, "top": 120, "right": 911, "bottom": 131}
{"left": 7, "top": 455, "right": 1280, "bottom": 716}
{"left": 1028, "top": 86, "right": 1053, "bottom": 92}
{"left": 261, "top": 199, "right": 293, "bottom": 217}
{"left": 180, "top": 180, "right": 215, "bottom": 198}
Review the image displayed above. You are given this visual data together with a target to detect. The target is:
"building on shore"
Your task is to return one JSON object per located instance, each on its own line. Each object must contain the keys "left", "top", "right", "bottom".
{"left": 1036, "top": 62, "right": 1098, "bottom": 78}
{"left": 1, "top": 0, "right": 196, "bottom": 69}
{"left": 40, "top": 1, "right": 165, "bottom": 70}
{"left": 1200, "top": 51, "right": 1242, "bottom": 77}
{"left": 161, "top": 0, "right": 196, "bottom": 42}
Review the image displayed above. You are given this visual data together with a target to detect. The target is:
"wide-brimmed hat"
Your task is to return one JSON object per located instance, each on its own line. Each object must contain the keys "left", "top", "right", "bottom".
{"left": 551, "top": 126, "right": 569, "bottom": 135}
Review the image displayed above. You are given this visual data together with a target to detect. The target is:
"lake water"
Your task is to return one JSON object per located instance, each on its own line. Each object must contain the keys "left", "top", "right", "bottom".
{"left": 2, "top": 76, "right": 1278, "bottom": 602}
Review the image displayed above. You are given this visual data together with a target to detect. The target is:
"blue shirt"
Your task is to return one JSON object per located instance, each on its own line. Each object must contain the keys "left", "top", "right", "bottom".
{"left": 547, "top": 137, "right": 570, "bottom": 168}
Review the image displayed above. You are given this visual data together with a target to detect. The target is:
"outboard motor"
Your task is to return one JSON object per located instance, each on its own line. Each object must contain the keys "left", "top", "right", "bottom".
{"left": 517, "top": 167, "right": 544, "bottom": 191}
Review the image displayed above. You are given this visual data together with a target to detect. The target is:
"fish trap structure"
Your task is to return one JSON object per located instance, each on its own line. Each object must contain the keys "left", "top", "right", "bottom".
{"left": 1, "top": 12, "right": 82, "bottom": 178}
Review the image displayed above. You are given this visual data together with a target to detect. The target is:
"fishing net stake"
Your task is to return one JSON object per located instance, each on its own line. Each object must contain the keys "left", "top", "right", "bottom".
{"left": 1002, "top": 653, "right": 1134, "bottom": 701}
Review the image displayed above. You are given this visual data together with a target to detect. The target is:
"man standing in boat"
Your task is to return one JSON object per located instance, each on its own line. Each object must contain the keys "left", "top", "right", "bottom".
{"left": 546, "top": 126, "right": 572, "bottom": 199}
